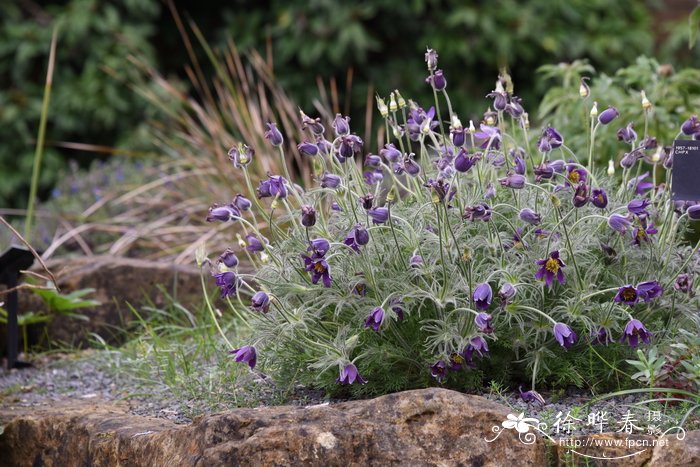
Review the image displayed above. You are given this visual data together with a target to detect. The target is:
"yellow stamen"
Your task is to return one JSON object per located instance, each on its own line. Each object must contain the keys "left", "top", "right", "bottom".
{"left": 545, "top": 258, "right": 560, "bottom": 273}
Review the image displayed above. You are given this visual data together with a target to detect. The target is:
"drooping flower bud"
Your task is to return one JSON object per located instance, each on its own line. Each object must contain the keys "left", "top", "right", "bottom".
{"left": 641, "top": 90, "right": 652, "bottom": 111}
{"left": 394, "top": 90, "right": 406, "bottom": 109}
{"left": 219, "top": 248, "right": 239, "bottom": 268}
{"left": 301, "top": 204, "right": 317, "bottom": 227}
{"left": 264, "top": 122, "right": 284, "bottom": 147}
{"left": 388, "top": 92, "right": 398, "bottom": 112}
{"left": 297, "top": 141, "right": 319, "bottom": 157}
{"left": 598, "top": 106, "right": 620, "bottom": 125}
{"left": 233, "top": 194, "right": 252, "bottom": 211}
{"left": 426, "top": 70, "right": 447, "bottom": 91}
{"left": 579, "top": 77, "right": 590, "bottom": 98}
{"left": 590, "top": 101, "right": 598, "bottom": 118}
{"left": 332, "top": 114, "right": 351, "bottom": 136}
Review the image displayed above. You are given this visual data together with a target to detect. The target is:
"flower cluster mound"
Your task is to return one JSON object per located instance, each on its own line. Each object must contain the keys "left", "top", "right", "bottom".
{"left": 205, "top": 48, "right": 700, "bottom": 397}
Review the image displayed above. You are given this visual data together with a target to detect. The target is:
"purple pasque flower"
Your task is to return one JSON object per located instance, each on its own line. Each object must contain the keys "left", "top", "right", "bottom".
{"left": 359, "top": 193, "right": 375, "bottom": 210}
{"left": 257, "top": 175, "right": 288, "bottom": 199}
{"left": 486, "top": 150, "right": 506, "bottom": 168}
{"left": 409, "top": 254, "right": 423, "bottom": 268}
{"left": 632, "top": 223, "right": 657, "bottom": 246}
{"left": 620, "top": 319, "right": 652, "bottom": 348}
{"left": 380, "top": 143, "right": 402, "bottom": 163}
{"left": 499, "top": 173, "right": 526, "bottom": 189}
{"left": 688, "top": 205, "right": 700, "bottom": 220}
{"left": 475, "top": 312, "right": 494, "bottom": 333}
{"left": 264, "top": 122, "right": 284, "bottom": 147}
{"left": 332, "top": 113, "right": 351, "bottom": 136}
{"left": 519, "top": 208, "right": 541, "bottom": 225}
{"left": 475, "top": 124, "right": 501, "bottom": 150}
{"left": 245, "top": 234, "right": 269, "bottom": 252}
{"left": 331, "top": 201, "right": 342, "bottom": 212}
{"left": 300, "top": 110, "right": 325, "bottom": 135}
{"left": 617, "top": 122, "right": 637, "bottom": 144}
{"left": 301, "top": 204, "right": 317, "bottom": 227}
{"left": 598, "top": 106, "right": 620, "bottom": 125}
{"left": 464, "top": 336, "right": 490, "bottom": 360}
{"left": 553, "top": 322, "right": 577, "bottom": 349}
{"left": 229, "top": 345, "right": 257, "bottom": 369}
{"left": 365, "top": 154, "right": 381, "bottom": 168}
{"left": 406, "top": 106, "right": 438, "bottom": 140}
{"left": 430, "top": 360, "right": 448, "bottom": 381}
{"left": 364, "top": 306, "right": 385, "bottom": 331}
{"left": 591, "top": 327, "right": 613, "bottom": 346}
{"left": 591, "top": 188, "right": 608, "bottom": 208}
{"left": 566, "top": 163, "right": 588, "bottom": 186}
{"left": 426, "top": 69, "right": 447, "bottom": 91}
{"left": 534, "top": 228, "right": 559, "bottom": 240}
{"left": 627, "top": 172, "right": 654, "bottom": 196}
{"left": 620, "top": 149, "right": 644, "bottom": 169}
{"left": 337, "top": 363, "right": 367, "bottom": 385}
{"left": 364, "top": 170, "right": 384, "bottom": 186}
{"left": 627, "top": 198, "right": 651, "bottom": 217}
{"left": 390, "top": 298, "right": 405, "bottom": 321}
{"left": 449, "top": 352, "right": 468, "bottom": 371}
{"left": 454, "top": 148, "right": 479, "bottom": 173}
{"left": 674, "top": 273, "right": 693, "bottom": 294}
{"left": 484, "top": 183, "right": 497, "bottom": 199}
{"left": 219, "top": 249, "right": 239, "bottom": 268}
{"left": 308, "top": 237, "right": 331, "bottom": 258}
{"left": 233, "top": 194, "right": 252, "bottom": 211}
{"left": 572, "top": 182, "right": 589, "bottom": 208}
{"left": 519, "top": 386, "right": 545, "bottom": 405}
{"left": 535, "top": 251, "right": 566, "bottom": 287}
{"left": 403, "top": 153, "right": 421, "bottom": 176}
{"left": 637, "top": 280, "right": 663, "bottom": 302}
{"left": 338, "top": 134, "right": 363, "bottom": 159}
{"left": 251, "top": 291, "right": 270, "bottom": 313}
{"left": 228, "top": 144, "right": 254, "bottom": 168}
{"left": 472, "top": 283, "right": 493, "bottom": 311}
{"left": 426, "top": 177, "right": 450, "bottom": 202}
{"left": 303, "top": 255, "right": 332, "bottom": 287}
{"left": 537, "top": 126, "right": 564, "bottom": 152}
{"left": 486, "top": 88, "right": 508, "bottom": 111}
{"left": 316, "top": 137, "right": 333, "bottom": 156}
{"left": 206, "top": 203, "right": 241, "bottom": 222}
{"left": 343, "top": 225, "right": 369, "bottom": 252}
{"left": 297, "top": 141, "right": 319, "bottom": 157}
{"left": 513, "top": 150, "right": 527, "bottom": 175}
{"left": 681, "top": 115, "right": 700, "bottom": 136}
{"left": 614, "top": 285, "right": 639, "bottom": 305}
{"left": 451, "top": 126, "right": 466, "bottom": 147}
{"left": 505, "top": 95, "right": 525, "bottom": 118}
{"left": 367, "top": 207, "right": 389, "bottom": 224}
{"left": 213, "top": 271, "right": 240, "bottom": 298}
{"left": 608, "top": 214, "right": 632, "bottom": 234}
{"left": 498, "top": 283, "right": 516, "bottom": 304}
{"left": 463, "top": 203, "right": 492, "bottom": 222}
{"left": 319, "top": 172, "right": 342, "bottom": 189}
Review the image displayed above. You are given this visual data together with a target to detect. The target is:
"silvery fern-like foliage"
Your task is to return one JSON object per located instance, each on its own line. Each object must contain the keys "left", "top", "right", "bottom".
{"left": 206, "top": 50, "right": 700, "bottom": 397}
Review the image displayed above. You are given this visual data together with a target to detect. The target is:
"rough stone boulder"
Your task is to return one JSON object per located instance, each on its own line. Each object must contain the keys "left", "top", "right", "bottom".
{"left": 0, "top": 388, "right": 546, "bottom": 466}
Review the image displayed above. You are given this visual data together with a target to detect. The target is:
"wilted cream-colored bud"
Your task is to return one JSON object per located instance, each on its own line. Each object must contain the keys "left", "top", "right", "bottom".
{"left": 468, "top": 120, "right": 476, "bottom": 134}
{"left": 521, "top": 112, "right": 530, "bottom": 130}
{"left": 590, "top": 101, "right": 598, "bottom": 118}
{"left": 236, "top": 234, "right": 246, "bottom": 249}
{"left": 607, "top": 159, "right": 615, "bottom": 176}
{"left": 389, "top": 92, "right": 398, "bottom": 112}
{"left": 260, "top": 252, "right": 270, "bottom": 264}
{"left": 579, "top": 77, "right": 590, "bottom": 98}
{"left": 394, "top": 90, "right": 406, "bottom": 108}
{"left": 650, "top": 146, "right": 662, "bottom": 163}
{"left": 641, "top": 90, "right": 652, "bottom": 111}
{"left": 451, "top": 114, "right": 463, "bottom": 130}
{"left": 376, "top": 96, "right": 388, "bottom": 118}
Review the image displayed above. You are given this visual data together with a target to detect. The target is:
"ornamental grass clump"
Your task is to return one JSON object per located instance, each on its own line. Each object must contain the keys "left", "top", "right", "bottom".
{"left": 205, "top": 48, "right": 700, "bottom": 397}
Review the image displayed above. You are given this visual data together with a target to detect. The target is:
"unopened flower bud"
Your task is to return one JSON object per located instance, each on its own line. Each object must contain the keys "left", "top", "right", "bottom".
{"left": 590, "top": 101, "right": 598, "bottom": 118}
{"left": 650, "top": 147, "right": 662, "bottom": 163}
{"left": 389, "top": 92, "right": 398, "bottom": 112}
{"left": 641, "top": 90, "right": 652, "bottom": 111}
{"left": 236, "top": 234, "right": 246, "bottom": 249}
{"left": 484, "top": 109, "right": 497, "bottom": 126}
{"left": 394, "top": 90, "right": 406, "bottom": 108}
{"left": 301, "top": 204, "right": 317, "bottom": 227}
{"left": 521, "top": 112, "right": 530, "bottom": 129}
{"left": 376, "top": 96, "right": 388, "bottom": 118}
{"left": 579, "top": 77, "right": 590, "bottom": 98}
{"left": 607, "top": 159, "right": 615, "bottom": 176}
{"left": 468, "top": 120, "right": 476, "bottom": 133}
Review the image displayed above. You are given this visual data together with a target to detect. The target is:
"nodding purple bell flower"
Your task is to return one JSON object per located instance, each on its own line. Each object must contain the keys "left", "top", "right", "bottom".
{"left": 486, "top": 89, "right": 508, "bottom": 111}
{"left": 620, "top": 149, "right": 644, "bottom": 169}
{"left": 553, "top": 322, "right": 577, "bottom": 349}
{"left": 359, "top": 193, "right": 375, "bottom": 210}
{"left": 353, "top": 281, "right": 368, "bottom": 296}
{"left": 213, "top": 271, "right": 240, "bottom": 298}
{"left": 332, "top": 113, "right": 351, "bottom": 136}
{"left": 367, "top": 207, "right": 389, "bottom": 224}
{"left": 519, "top": 208, "right": 541, "bottom": 225}
{"left": 486, "top": 150, "right": 506, "bottom": 168}
{"left": 319, "top": 172, "right": 342, "bottom": 189}
{"left": 472, "top": 283, "right": 493, "bottom": 311}
{"left": 627, "top": 198, "right": 651, "bottom": 217}
{"left": 572, "top": 183, "right": 589, "bottom": 208}
{"left": 308, "top": 238, "right": 331, "bottom": 258}
{"left": 681, "top": 115, "right": 700, "bottom": 136}
{"left": 499, "top": 173, "right": 526, "bottom": 189}
{"left": 598, "top": 106, "right": 620, "bottom": 125}
{"left": 301, "top": 204, "right": 317, "bottom": 227}
{"left": 498, "top": 283, "right": 516, "bottom": 304}
{"left": 620, "top": 319, "right": 652, "bottom": 348}
{"left": 390, "top": 298, "right": 405, "bottom": 321}
{"left": 451, "top": 127, "right": 466, "bottom": 147}
{"left": 463, "top": 203, "right": 492, "bottom": 222}
{"left": 245, "top": 234, "right": 269, "bottom": 252}
{"left": 632, "top": 224, "right": 657, "bottom": 246}
{"left": 316, "top": 137, "right": 333, "bottom": 157}
{"left": 454, "top": 148, "right": 478, "bottom": 173}
{"left": 233, "top": 194, "right": 252, "bottom": 212}
{"left": 403, "top": 154, "right": 421, "bottom": 176}
{"left": 535, "top": 250, "right": 566, "bottom": 287}
{"left": 430, "top": 360, "right": 448, "bottom": 381}
{"left": 300, "top": 111, "right": 325, "bottom": 135}
{"left": 229, "top": 345, "right": 257, "bottom": 369}
{"left": 331, "top": 201, "right": 342, "bottom": 212}
{"left": 688, "top": 205, "right": 700, "bottom": 220}
{"left": 591, "top": 327, "right": 613, "bottom": 346}
{"left": 302, "top": 255, "right": 332, "bottom": 287}
{"left": 297, "top": 141, "right": 319, "bottom": 157}
{"left": 484, "top": 183, "right": 497, "bottom": 199}
{"left": 475, "top": 125, "right": 502, "bottom": 150}
{"left": 475, "top": 312, "right": 494, "bottom": 334}
{"left": 365, "top": 154, "right": 381, "bottom": 168}
{"left": 425, "top": 47, "right": 438, "bottom": 70}
{"left": 537, "top": 126, "right": 564, "bottom": 152}
{"left": 228, "top": 144, "right": 255, "bottom": 168}
{"left": 608, "top": 214, "right": 632, "bottom": 234}
{"left": 591, "top": 188, "right": 608, "bottom": 208}
{"left": 380, "top": 143, "right": 402, "bottom": 163}
{"left": 464, "top": 336, "right": 490, "bottom": 361}
{"left": 566, "top": 163, "right": 588, "bottom": 186}
{"left": 257, "top": 175, "right": 288, "bottom": 199}
{"left": 617, "top": 123, "right": 637, "bottom": 144}
{"left": 513, "top": 152, "right": 527, "bottom": 175}
{"left": 409, "top": 254, "right": 423, "bottom": 268}
{"left": 364, "top": 306, "right": 385, "bottom": 332}
{"left": 337, "top": 363, "right": 367, "bottom": 385}
{"left": 505, "top": 96, "right": 525, "bottom": 118}
{"left": 614, "top": 284, "right": 639, "bottom": 305}
{"left": 264, "top": 122, "right": 284, "bottom": 147}
{"left": 627, "top": 173, "right": 654, "bottom": 196}
{"left": 251, "top": 291, "right": 270, "bottom": 313}
{"left": 637, "top": 280, "right": 663, "bottom": 302}
{"left": 426, "top": 69, "right": 447, "bottom": 91}
{"left": 344, "top": 225, "right": 369, "bottom": 252}
{"left": 364, "top": 170, "right": 384, "bottom": 186}
{"left": 207, "top": 204, "right": 241, "bottom": 222}
{"left": 219, "top": 249, "right": 239, "bottom": 268}
{"left": 519, "top": 386, "right": 546, "bottom": 405}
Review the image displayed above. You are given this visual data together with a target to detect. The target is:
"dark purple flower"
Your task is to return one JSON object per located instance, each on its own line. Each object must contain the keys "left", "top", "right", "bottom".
{"left": 513, "top": 152, "right": 527, "bottom": 175}
{"left": 300, "top": 110, "right": 325, "bottom": 135}
{"left": 389, "top": 298, "right": 405, "bottom": 321}
{"left": 475, "top": 312, "right": 494, "bottom": 333}
{"left": 484, "top": 183, "right": 496, "bottom": 199}
{"left": 591, "top": 327, "right": 613, "bottom": 346}
{"left": 499, "top": 173, "right": 526, "bottom": 189}
{"left": 251, "top": 291, "right": 270, "bottom": 313}
{"left": 332, "top": 113, "right": 351, "bottom": 136}
{"left": 365, "top": 154, "right": 381, "bottom": 168}
{"left": 219, "top": 249, "right": 239, "bottom": 268}
{"left": 475, "top": 124, "right": 501, "bottom": 150}
{"left": 620, "top": 319, "right": 652, "bottom": 348}
{"left": 519, "top": 208, "right": 541, "bottom": 225}
{"left": 426, "top": 178, "right": 450, "bottom": 202}
{"left": 519, "top": 386, "right": 545, "bottom": 405}
{"left": 608, "top": 214, "right": 632, "bottom": 234}
{"left": 617, "top": 123, "right": 637, "bottom": 144}
{"left": 233, "top": 194, "right": 252, "bottom": 211}
{"left": 344, "top": 225, "right": 369, "bottom": 252}
{"left": 430, "top": 360, "right": 448, "bottom": 381}
{"left": 264, "top": 122, "right": 283, "bottom": 147}
{"left": 464, "top": 336, "right": 490, "bottom": 360}
{"left": 472, "top": 283, "right": 493, "bottom": 311}
{"left": 534, "top": 228, "right": 559, "bottom": 240}
{"left": 316, "top": 137, "right": 333, "bottom": 156}
{"left": 614, "top": 285, "right": 639, "bottom": 305}
{"left": 257, "top": 175, "right": 288, "bottom": 199}
{"left": 319, "top": 172, "right": 342, "bottom": 189}
{"left": 364, "top": 170, "right": 384, "bottom": 186}
{"left": 213, "top": 271, "right": 240, "bottom": 298}
{"left": 403, "top": 154, "right": 421, "bottom": 176}
{"left": 338, "top": 134, "right": 363, "bottom": 159}
{"left": 627, "top": 198, "right": 651, "bottom": 217}
{"left": 303, "top": 255, "right": 332, "bottom": 287}
{"left": 364, "top": 306, "right": 385, "bottom": 331}
{"left": 486, "top": 150, "right": 506, "bottom": 168}
{"left": 463, "top": 204, "right": 492, "bottom": 222}
{"left": 674, "top": 273, "right": 693, "bottom": 294}
{"left": 566, "top": 164, "right": 588, "bottom": 186}
{"left": 367, "top": 207, "right": 389, "bottom": 224}
{"left": 207, "top": 204, "right": 241, "bottom": 222}
{"left": 297, "top": 141, "right": 319, "bottom": 157}
{"left": 425, "top": 48, "right": 438, "bottom": 70}
{"left": 426, "top": 69, "right": 447, "bottom": 91}
{"left": 331, "top": 201, "right": 342, "bottom": 212}
{"left": 537, "top": 126, "right": 564, "bottom": 152}
{"left": 498, "top": 283, "right": 516, "bottom": 304}
{"left": 572, "top": 183, "right": 589, "bottom": 208}
{"left": 505, "top": 96, "right": 525, "bottom": 118}
{"left": 591, "top": 188, "right": 608, "bottom": 208}
{"left": 637, "top": 280, "right": 663, "bottom": 302}
{"left": 229, "top": 345, "right": 257, "bottom": 369}
{"left": 628, "top": 173, "right": 654, "bottom": 196}
{"left": 308, "top": 238, "right": 330, "bottom": 257}
{"left": 245, "top": 234, "right": 269, "bottom": 252}
{"left": 620, "top": 149, "right": 644, "bottom": 169}
{"left": 454, "top": 148, "right": 478, "bottom": 173}
{"left": 689, "top": 205, "right": 700, "bottom": 220}
{"left": 301, "top": 204, "right": 317, "bottom": 227}
{"left": 632, "top": 224, "right": 657, "bottom": 246}
{"left": 598, "top": 106, "right": 620, "bottom": 125}
{"left": 228, "top": 144, "right": 254, "bottom": 168}
{"left": 553, "top": 322, "right": 577, "bottom": 349}
{"left": 410, "top": 254, "right": 423, "bottom": 268}
{"left": 380, "top": 143, "right": 402, "bottom": 163}
{"left": 486, "top": 89, "right": 508, "bottom": 111}
{"left": 337, "top": 363, "right": 367, "bottom": 385}
{"left": 535, "top": 251, "right": 566, "bottom": 287}
{"left": 451, "top": 126, "right": 466, "bottom": 147}
{"left": 681, "top": 115, "right": 700, "bottom": 136}
{"left": 449, "top": 352, "right": 468, "bottom": 371}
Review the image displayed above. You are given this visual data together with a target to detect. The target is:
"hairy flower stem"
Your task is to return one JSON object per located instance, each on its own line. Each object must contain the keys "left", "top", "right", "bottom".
{"left": 200, "top": 272, "right": 234, "bottom": 350}
{"left": 555, "top": 206, "right": 585, "bottom": 291}
{"left": 588, "top": 120, "right": 599, "bottom": 173}
{"left": 387, "top": 204, "right": 404, "bottom": 263}
{"left": 517, "top": 305, "right": 557, "bottom": 325}
{"left": 278, "top": 146, "right": 303, "bottom": 206}
{"left": 434, "top": 203, "right": 449, "bottom": 300}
